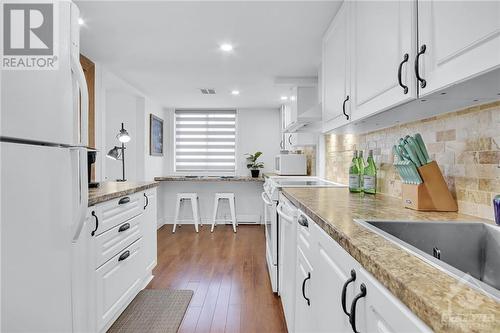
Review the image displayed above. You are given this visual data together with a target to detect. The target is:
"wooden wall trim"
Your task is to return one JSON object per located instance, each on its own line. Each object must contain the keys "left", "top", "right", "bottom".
{"left": 80, "top": 54, "right": 96, "bottom": 149}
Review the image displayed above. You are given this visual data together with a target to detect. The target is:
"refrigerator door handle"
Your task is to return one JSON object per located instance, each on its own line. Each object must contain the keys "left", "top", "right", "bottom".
{"left": 71, "top": 146, "right": 88, "bottom": 242}
{"left": 70, "top": 55, "right": 89, "bottom": 147}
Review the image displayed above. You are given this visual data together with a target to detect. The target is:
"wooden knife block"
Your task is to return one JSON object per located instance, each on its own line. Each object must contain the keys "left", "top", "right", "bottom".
{"left": 402, "top": 161, "right": 458, "bottom": 212}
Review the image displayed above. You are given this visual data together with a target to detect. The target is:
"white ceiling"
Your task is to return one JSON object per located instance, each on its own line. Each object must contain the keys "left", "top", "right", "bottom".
{"left": 77, "top": 1, "right": 341, "bottom": 109}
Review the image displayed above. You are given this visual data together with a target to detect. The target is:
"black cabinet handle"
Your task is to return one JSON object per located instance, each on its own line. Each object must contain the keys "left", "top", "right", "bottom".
{"left": 118, "top": 197, "right": 130, "bottom": 205}
{"left": 118, "top": 250, "right": 130, "bottom": 262}
{"left": 118, "top": 223, "right": 130, "bottom": 232}
{"left": 349, "top": 283, "right": 367, "bottom": 333}
{"left": 301, "top": 272, "right": 311, "bottom": 306}
{"left": 144, "top": 193, "right": 149, "bottom": 209}
{"left": 415, "top": 44, "right": 427, "bottom": 89}
{"left": 342, "top": 95, "right": 350, "bottom": 120}
{"left": 397, "top": 53, "right": 409, "bottom": 94}
{"left": 90, "top": 211, "right": 98, "bottom": 236}
{"left": 298, "top": 215, "right": 308, "bottom": 228}
{"left": 288, "top": 134, "right": 293, "bottom": 145}
{"left": 341, "top": 269, "right": 357, "bottom": 316}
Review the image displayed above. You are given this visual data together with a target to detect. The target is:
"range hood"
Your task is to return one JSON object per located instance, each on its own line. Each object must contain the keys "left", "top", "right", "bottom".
{"left": 284, "top": 103, "right": 322, "bottom": 133}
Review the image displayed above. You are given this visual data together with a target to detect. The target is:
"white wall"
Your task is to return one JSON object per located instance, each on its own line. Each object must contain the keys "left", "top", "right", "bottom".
{"left": 160, "top": 107, "right": 281, "bottom": 176}
{"left": 93, "top": 66, "right": 280, "bottom": 227}
{"left": 156, "top": 107, "right": 281, "bottom": 226}
{"left": 105, "top": 91, "right": 140, "bottom": 181}
{"left": 236, "top": 108, "right": 281, "bottom": 176}
{"left": 93, "top": 65, "right": 168, "bottom": 182}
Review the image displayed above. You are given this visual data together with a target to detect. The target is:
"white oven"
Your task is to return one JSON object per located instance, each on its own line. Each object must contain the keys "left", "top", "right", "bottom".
{"left": 261, "top": 190, "right": 278, "bottom": 292}
{"left": 262, "top": 176, "right": 345, "bottom": 294}
{"left": 275, "top": 154, "right": 307, "bottom": 176}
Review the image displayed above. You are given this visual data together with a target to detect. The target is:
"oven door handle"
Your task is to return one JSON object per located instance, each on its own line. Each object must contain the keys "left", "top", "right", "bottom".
{"left": 261, "top": 191, "right": 274, "bottom": 206}
{"left": 277, "top": 202, "right": 295, "bottom": 223}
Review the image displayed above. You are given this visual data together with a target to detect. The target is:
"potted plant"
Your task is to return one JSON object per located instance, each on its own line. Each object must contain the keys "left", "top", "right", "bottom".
{"left": 245, "top": 151, "right": 264, "bottom": 178}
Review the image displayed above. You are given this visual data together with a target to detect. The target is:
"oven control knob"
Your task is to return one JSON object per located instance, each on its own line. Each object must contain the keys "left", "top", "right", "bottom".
{"left": 298, "top": 215, "right": 309, "bottom": 228}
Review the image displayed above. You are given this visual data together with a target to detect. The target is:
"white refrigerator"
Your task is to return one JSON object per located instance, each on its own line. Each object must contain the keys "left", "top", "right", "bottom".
{"left": 1, "top": 1, "right": 89, "bottom": 332}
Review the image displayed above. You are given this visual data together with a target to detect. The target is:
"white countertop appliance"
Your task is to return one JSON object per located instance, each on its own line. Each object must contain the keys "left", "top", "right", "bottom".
{"left": 261, "top": 176, "right": 345, "bottom": 293}
{"left": 275, "top": 153, "right": 307, "bottom": 175}
{"left": 1, "top": 1, "right": 89, "bottom": 331}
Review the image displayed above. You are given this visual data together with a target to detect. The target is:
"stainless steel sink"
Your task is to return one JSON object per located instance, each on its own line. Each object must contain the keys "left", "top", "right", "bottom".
{"left": 355, "top": 220, "right": 500, "bottom": 301}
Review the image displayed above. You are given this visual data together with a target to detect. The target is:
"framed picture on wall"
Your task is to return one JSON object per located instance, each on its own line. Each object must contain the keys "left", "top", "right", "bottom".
{"left": 150, "top": 114, "right": 164, "bottom": 156}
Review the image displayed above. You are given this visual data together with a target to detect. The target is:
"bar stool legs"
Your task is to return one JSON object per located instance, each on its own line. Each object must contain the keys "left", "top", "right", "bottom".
{"left": 173, "top": 193, "right": 200, "bottom": 233}
{"left": 211, "top": 193, "right": 237, "bottom": 233}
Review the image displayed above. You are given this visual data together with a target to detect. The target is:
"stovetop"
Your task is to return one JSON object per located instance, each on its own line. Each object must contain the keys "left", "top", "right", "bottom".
{"left": 263, "top": 176, "right": 346, "bottom": 201}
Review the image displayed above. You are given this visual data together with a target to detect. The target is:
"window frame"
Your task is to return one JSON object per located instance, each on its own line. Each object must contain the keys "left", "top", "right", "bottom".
{"left": 173, "top": 108, "right": 238, "bottom": 176}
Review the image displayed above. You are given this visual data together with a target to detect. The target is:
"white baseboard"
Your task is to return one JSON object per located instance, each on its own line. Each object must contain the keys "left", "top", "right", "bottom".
{"left": 158, "top": 214, "right": 262, "bottom": 226}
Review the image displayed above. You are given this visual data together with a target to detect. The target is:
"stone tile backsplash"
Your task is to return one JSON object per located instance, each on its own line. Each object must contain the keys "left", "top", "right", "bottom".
{"left": 324, "top": 101, "right": 500, "bottom": 220}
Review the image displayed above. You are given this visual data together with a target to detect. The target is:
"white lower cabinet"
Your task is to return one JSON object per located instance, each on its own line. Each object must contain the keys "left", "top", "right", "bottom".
{"left": 278, "top": 196, "right": 298, "bottom": 332}
{"left": 95, "top": 238, "right": 144, "bottom": 331}
{"left": 74, "top": 188, "right": 158, "bottom": 333}
{"left": 142, "top": 189, "right": 158, "bottom": 273}
{"left": 311, "top": 219, "right": 358, "bottom": 333}
{"left": 295, "top": 245, "right": 315, "bottom": 333}
{"left": 286, "top": 210, "right": 432, "bottom": 333}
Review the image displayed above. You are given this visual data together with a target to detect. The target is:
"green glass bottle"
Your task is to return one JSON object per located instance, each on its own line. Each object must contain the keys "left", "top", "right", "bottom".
{"left": 349, "top": 151, "right": 361, "bottom": 193}
{"left": 357, "top": 150, "right": 365, "bottom": 189}
{"left": 363, "top": 150, "right": 377, "bottom": 194}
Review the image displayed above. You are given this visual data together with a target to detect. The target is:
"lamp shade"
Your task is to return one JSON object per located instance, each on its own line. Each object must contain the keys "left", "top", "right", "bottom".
{"left": 117, "top": 123, "right": 131, "bottom": 143}
{"left": 106, "top": 146, "right": 120, "bottom": 160}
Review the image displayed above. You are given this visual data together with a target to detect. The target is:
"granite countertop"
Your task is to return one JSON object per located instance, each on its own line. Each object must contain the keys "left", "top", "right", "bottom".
{"left": 154, "top": 176, "right": 264, "bottom": 182}
{"left": 88, "top": 181, "right": 159, "bottom": 206}
{"left": 282, "top": 187, "right": 499, "bottom": 333}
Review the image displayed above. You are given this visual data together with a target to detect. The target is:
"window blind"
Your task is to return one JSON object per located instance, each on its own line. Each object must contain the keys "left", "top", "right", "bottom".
{"left": 175, "top": 109, "right": 237, "bottom": 172}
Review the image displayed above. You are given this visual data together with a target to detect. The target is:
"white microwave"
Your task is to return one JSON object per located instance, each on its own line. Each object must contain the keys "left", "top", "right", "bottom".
{"left": 275, "top": 154, "right": 307, "bottom": 175}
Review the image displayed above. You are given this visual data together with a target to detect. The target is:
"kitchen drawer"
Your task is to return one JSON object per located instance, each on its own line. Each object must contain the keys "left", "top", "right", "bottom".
{"left": 95, "top": 238, "right": 143, "bottom": 332}
{"left": 92, "top": 193, "right": 143, "bottom": 236}
{"left": 93, "top": 214, "right": 142, "bottom": 269}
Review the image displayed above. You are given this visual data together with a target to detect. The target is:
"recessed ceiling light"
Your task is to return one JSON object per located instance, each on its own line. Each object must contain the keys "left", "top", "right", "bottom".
{"left": 280, "top": 96, "right": 288, "bottom": 101}
{"left": 220, "top": 43, "right": 233, "bottom": 52}
{"left": 78, "top": 18, "right": 85, "bottom": 25}
{"left": 231, "top": 90, "right": 240, "bottom": 95}
{"left": 290, "top": 96, "right": 296, "bottom": 101}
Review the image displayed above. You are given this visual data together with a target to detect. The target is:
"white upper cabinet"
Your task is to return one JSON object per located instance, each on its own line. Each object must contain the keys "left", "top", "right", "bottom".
{"left": 321, "top": 0, "right": 500, "bottom": 132}
{"left": 322, "top": 2, "right": 350, "bottom": 129}
{"left": 417, "top": 1, "right": 500, "bottom": 96}
{"left": 350, "top": 0, "right": 416, "bottom": 121}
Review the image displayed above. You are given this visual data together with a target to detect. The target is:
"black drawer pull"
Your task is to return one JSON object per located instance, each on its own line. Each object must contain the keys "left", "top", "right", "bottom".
{"left": 144, "top": 193, "right": 149, "bottom": 209}
{"left": 341, "top": 269, "right": 356, "bottom": 316}
{"left": 302, "top": 272, "right": 311, "bottom": 306}
{"left": 415, "top": 44, "right": 427, "bottom": 89}
{"left": 342, "top": 95, "right": 350, "bottom": 120}
{"left": 397, "top": 53, "right": 409, "bottom": 94}
{"left": 118, "top": 223, "right": 130, "bottom": 232}
{"left": 349, "top": 283, "right": 367, "bottom": 333}
{"left": 298, "top": 215, "right": 308, "bottom": 228}
{"left": 91, "top": 211, "right": 98, "bottom": 236}
{"left": 118, "top": 197, "right": 130, "bottom": 205}
{"left": 118, "top": 250, "right": 130, "bottom": 262}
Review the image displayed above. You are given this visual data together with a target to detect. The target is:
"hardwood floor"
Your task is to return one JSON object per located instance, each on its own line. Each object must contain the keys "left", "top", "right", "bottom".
{"left": 147, "top": 225, "right": 287, "bottom": 333}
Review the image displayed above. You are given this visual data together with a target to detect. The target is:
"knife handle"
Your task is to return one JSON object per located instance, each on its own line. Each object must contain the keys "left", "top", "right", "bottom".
{"left": 415, "top": 133, "right": 431, "bottom": 163}
{"left": 404, "top": 143, "right": 422, "bottom": 167}
{"left": 407, "top": 137, "right": 427, "bottom": 166}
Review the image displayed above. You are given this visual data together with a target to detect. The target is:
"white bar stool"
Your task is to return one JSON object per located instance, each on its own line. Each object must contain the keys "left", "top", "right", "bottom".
{"left": 211, "top": 193, "right": 237, "bottom": 233}
{"left": 173, "top": 193, "right": 201, "bottom": 233}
